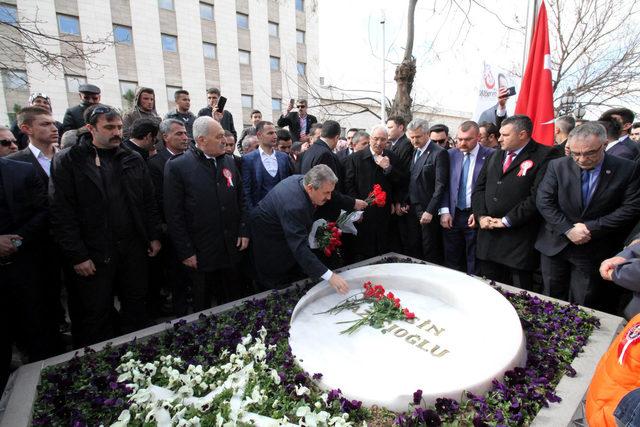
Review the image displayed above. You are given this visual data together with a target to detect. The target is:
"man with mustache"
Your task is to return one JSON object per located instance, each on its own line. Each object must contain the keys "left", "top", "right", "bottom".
{"left": 49, "top": 104, "right": 162, "bottom": 348}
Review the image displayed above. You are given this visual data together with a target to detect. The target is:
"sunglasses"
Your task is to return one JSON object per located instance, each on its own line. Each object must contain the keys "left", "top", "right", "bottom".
{"left": 0, "top": 139, "right": 16, "bottom": 147}
{"left": 88, "top": 105, "right": 114, "bottom": 122}
{"left": 296, "top": 105, "right": 306, "bottom": 108}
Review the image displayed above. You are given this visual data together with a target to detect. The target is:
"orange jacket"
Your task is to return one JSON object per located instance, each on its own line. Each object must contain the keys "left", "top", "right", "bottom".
{"left": 586, "top": 314, "right": 640, "bottom": 426}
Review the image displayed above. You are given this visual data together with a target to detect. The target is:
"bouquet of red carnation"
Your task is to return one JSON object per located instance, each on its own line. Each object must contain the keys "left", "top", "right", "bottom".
{"left": 317, "top": 281, "right": 415, "bottom": 334}
{"left": 365, "top": 184, "right": 387, "bottom": 207}
{"left": 312, "top": 184, "right": 387, "bottom": 257}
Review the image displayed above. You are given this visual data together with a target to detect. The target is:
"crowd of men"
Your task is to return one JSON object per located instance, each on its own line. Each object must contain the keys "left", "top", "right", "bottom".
{"left": 2, "top": 83, "right": 640, "bottom": 392}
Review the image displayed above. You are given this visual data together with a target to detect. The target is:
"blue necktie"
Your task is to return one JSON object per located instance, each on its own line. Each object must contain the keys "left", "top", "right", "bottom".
{"left": 414, "top": 149, "right": 421, "bottom": 164}
{"left": 581, "top": 170, "right": 591, "bottom": 207}
{"left": 457, "top": 153, "right": 470, "bottom": 209}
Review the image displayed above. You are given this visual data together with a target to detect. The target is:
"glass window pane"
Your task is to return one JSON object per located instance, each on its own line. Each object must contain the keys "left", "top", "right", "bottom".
{"left": 114, "top": 25, "right": 132, "bottom": 45}
{"left": 0, "top": 5, "right": 17, "bottom": 25}
{"left": 270, "top": 56, "right": 280, "bottom": 71}
{"left": 162, "top": 34, "right": 177, "bottom": 52}
{"left": 3, "top": 70, "right": 28, "bottom": 90}
{"left": 297, "top": 62, "right": 306, "bottom": 76}
{"left": 241, "top": 95, "right": 253, "bottom": 109}
{"left": 296, "top": 0, "right": 304, "bottom": 12}
{"left": 199, "top": 3, "right": 214, "bottom": 20}
{"left": 268, "top": 22, "right": 278, "bottom": 37}
{"left": 158, "top": 0, "right": 174, "bottom": 10}
{"left": 120, "top": 81, "right": 137, "bottom": 108}
{"left": 58, "top": 15, "right": 80, "bottom": 35}
{"left": 203, "top": 43, "right": 217, "bottom": 59}
{"left": 271, "top": 98, "right": 281, "bottom": 111}
{"left": 239, "top": 50, "right": 250, "bottom": 65}
{"left": 237, "top": 13, "right": 248, "bottom": 29}
{"left": 296, "top": 30, "right": 305, "bottom": 44}
{"left": 65, "top": 75, "right": 86, "bottom": 93}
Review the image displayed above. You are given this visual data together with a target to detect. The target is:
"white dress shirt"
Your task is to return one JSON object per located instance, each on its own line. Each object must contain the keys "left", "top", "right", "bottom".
{"left": 259, "top": 146, "right": 278, "bottom": 177}
{"left": 28, "top": 143, "right": 53, "bottom": 177}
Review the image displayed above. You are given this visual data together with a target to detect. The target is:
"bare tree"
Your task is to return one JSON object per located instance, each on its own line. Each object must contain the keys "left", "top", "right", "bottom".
{"left": 0, "top": 7, "right": 112, "bottom": 80}
{"left": 388, "top": 0, "right": 418, "bottom": 123}
{"left": 548, "top": 0, "right": 640, "bottom": 110}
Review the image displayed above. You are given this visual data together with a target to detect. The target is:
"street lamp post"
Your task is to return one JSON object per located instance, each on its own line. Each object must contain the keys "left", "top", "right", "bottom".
{"left": 558, "top": 88, "right": 586, "bottom": 119}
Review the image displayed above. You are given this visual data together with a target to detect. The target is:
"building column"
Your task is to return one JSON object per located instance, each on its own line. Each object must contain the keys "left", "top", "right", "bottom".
{"left": 279, "top": 0, "right": 298, "bottom": 105}
{"left": 214, "top": 0, "right": 242, "bottom": 132}
{"left": 248, "top": 0, "right": 272, "bottom": 120}
{"left": 175, "top": 1, "right": 207, "bottom": 112}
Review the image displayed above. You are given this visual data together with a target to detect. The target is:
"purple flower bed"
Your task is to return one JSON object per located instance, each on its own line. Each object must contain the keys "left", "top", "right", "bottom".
{"left": 32, "top": 259, "right": 599, "bottom": 426}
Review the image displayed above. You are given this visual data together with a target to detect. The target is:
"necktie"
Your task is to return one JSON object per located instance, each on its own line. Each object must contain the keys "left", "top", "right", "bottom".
{"left": 457, "top": 153, "right": 471, "bottom": 209}
{"left": 581, "top": 169, "right": 591, "bottom": 207}
{"left": 414, "top": 149, "right": 421, "bottom": 164}
{"left": 208, "top": 158, "right": 217, "bottom": 176}
{"left": 502, "top": 151, "right": 515, "bottom": 173}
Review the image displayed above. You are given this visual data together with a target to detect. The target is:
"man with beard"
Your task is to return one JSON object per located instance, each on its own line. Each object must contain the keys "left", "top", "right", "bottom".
{"left": 50, "top": 104, "right": 162, "bottom": 347}
{"left": 344, "top": 125, "right": 404, "bottom": 261}
{"left": 122, "top": 87, "right": 161, "bottom": 140}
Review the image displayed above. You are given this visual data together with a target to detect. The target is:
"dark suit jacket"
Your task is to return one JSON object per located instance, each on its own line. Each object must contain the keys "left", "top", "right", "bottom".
{"left": 197, "top": 107, "right": 237, "bottom": 140}
{"left": 250, "top": 175, "right": 328, "bottom": 287}
{"left": 0, "top": 158, "right": 48, "bottom": 245}
{"left": 472, "top": 139, "right": 559, "bottom": 270}
{"left": 62, "top": 104, "right": 90, "bottom": 133}
{"left": 147, "top": 147, "right": 174, "bottom": 222}
{"left": 336, "top": 148, "right": 352, "bottom": 165}
{"left": 407, "top": 141, "right": 449, "bottom": 217}
{"left": 535, "top": 154, "right": 640, "bottom": 259}
{"left": 241, "top": 148, "right": 293, "bottom": 212}
{"left": 163, "top": 147, "right": 247, "bottom": 272}
{"left": 299, "top": 139, "right": 355, "bottom": 218}
{"left": 7, "top": 147, "right": 49, "bottom": 189}
{"left": 122, "top": 139, "right": 150, "bottom": 160}
{"left": 607, "top": 136, "right": 640, "bottom": 162}
{"left": 441, "top": 145, "right": 494, "bottom": 220}
{"left": 277, "top": 112, "right": 317, "bottom": 142}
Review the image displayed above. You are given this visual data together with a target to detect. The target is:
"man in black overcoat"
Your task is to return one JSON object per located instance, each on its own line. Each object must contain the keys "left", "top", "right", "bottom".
{"left": 250, "top": 165, "right": 350, "bottom": 293}
{"left": 344, "top": 125, "right": 405, "bottom": 261}
{"left": 536, "top": 122, "right": 640, "bottom": 311}
{"left": 472, "top": 114, "right": 559, "bottom": 290}
{"left": 164, "top": 116, "right": 249, "bottom": 311}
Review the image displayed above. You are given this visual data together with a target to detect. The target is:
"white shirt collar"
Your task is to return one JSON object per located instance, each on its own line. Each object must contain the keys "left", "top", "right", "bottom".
{"left": 28, "top": 143, "right": 45, "bottom": 159}
{"left": 417, "top": 140, "right": 431, "bottom": 155}
{"left": 259, "top": 146, "right": 275, "bottom": 157}
{"left": 465, "top": 143, "right": 480, "bottom": 157}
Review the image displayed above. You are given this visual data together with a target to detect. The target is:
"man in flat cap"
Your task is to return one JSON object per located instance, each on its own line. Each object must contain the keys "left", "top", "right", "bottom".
{"left": 62, "top": 83, "right": 101, "bottom": 133}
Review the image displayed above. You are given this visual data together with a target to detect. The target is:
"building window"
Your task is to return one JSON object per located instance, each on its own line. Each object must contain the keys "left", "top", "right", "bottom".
{"left": 268, "top": 22, "right": 278, "bottom": 37}
{"left": 158, "top": 0, "right": 174, "bottom": 10}
{"left": 297, "top": 62, "right": 306, "bottom": 76}
{"left": 113, "top": 25, "right": 132, "bottom": 45}
{"left": 271, "top": 98, "right": 281, "bottom": 111}
{"left": 57, "top": 15, "right": 80, "bottom": 35}
{"left": 65, "top": 75, "right": 87, "bottom": 93}
{"left": 199, "top": 3, "right": 214, "bottom": 20}
{"left": 296, "top": 30, "right": 305, "bottom": 44}
{"left": 236, "top": 13, "right": 249, "bottom": 29}
{"left": 241, "top": 95, "right": 253, "bottom": 109}
{"left": 120, "top": 81, "right": 137, "bottom": 108}
{"left": 296, "top": 0, "right": 304, "bottom": 12}
{"left": 166, "top": 86, "right": 181, "bottom": 110}
{"left": 0, "top": 4, "right": 17, "bottom": 25}
{"left": 239, "top": 50, "right": 251, "bottom": 65}
{"left": 270, "top": 56, "right": 280, "bottom": 71}
{"left": 2, "top": 70, "right": 28, "bottom": 90}
{"left": 203, "top": 42, "right": 217, "bottom": 59}
{"left": 161, "top": 34, "right": 177, "bottom": 52}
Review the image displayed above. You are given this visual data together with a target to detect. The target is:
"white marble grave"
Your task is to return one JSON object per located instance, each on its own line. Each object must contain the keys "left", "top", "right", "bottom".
{"left": 289, "top": 263, "right": 527, "bottom": 412}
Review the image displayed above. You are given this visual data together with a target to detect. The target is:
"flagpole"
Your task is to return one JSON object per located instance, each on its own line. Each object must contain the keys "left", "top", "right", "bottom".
{"left": 522, "top": 0, "right": 539, "bottom": 75}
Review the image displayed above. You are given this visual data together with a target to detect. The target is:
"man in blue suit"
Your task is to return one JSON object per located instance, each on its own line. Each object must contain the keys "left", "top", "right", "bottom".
{"left": 439, "top": 121, "right": 494, "bottom": 274}
{"left": 241, "top": 121, "right": 294, "bottom": 212}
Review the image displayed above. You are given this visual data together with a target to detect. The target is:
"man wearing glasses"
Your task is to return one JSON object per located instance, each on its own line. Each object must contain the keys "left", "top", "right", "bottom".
{"left": 536, "top": 122, "right": 640, "bottom": 312}
{"left": 277, "top": 99, "right": 317, "bottom": 143}
{"left": 50, "top": 104, "right": 162, "bottom": 348}
{"left": 0, "top": 126, "right": 18, "bottom": 157}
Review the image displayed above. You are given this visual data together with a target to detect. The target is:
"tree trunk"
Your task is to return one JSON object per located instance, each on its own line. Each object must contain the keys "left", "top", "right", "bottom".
{"left": 388, "top": 0, "right": 418, "bottom": 123}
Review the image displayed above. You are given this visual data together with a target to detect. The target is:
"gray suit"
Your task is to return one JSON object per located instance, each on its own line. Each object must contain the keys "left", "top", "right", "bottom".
{"left": 612, "top": 240, "right": 640, "bottom": 320}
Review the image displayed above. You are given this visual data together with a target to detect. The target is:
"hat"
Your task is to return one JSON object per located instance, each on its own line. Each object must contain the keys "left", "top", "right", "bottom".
{"left": 78, "top": 84, "right": 101, "bottom": 94}
{"left": 29, "top": 92, "right": 51, "bottom": 104}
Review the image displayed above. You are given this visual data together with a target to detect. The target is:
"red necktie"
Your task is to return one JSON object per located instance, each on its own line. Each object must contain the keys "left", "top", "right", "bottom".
{"left": 502, "top": 151, "right": 515, "bottom": 173}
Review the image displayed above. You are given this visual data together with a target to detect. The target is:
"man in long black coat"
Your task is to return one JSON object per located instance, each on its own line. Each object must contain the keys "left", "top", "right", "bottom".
{"left": 300, "top": 120, "right": 367, "bottom": 220}
{"left": 250, "top": 165, "right": 349, "bottom": 293}
{"left": 164, "top": 116, "right": 249, "bottom": 311}
{"left": 472, "top": 114, "right": 559, "bottom": 290}
{"left": 344, "top": 125, "right": 405, "bottom": 261}
{"left": 536, "top": 122, "right": 640, "bottom": 310}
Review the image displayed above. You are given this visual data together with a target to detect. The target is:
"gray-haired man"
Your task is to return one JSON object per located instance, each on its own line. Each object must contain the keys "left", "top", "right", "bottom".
{"left": 250, "top": 164, "right": 350, "bottom": 293}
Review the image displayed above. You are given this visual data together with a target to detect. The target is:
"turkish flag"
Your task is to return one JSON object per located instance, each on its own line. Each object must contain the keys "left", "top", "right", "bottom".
{"left": 515, "top": 1, "right": 554, "bottom": 146}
